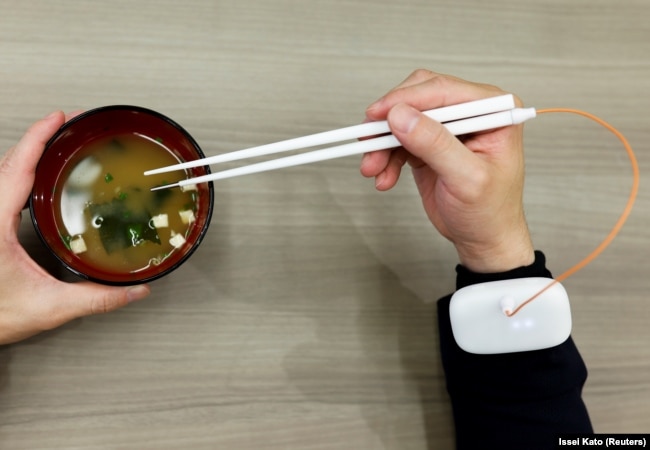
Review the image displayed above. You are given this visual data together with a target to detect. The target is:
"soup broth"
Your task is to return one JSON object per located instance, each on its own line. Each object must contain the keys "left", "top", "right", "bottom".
{"left": 56, "top": 134, "right": 198, "bottom": 274}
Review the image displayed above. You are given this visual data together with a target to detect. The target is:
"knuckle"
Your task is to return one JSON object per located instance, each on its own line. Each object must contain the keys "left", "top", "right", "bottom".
{"left": 512, "top": 93, "right": 524, "bottom": 107}
{"left": 410, "top": 68, "right": 437, "bottom": 81}
{"left": 390, "top": 148, "right": 410, "bottom": 167}
{"left": 476, "top": 81, "right": 516, "bottom": 102}
{"left": 426, "top": 73, "right": 455, "bottom": 90}
{"left": 422, "top": 119, "right": 454, "bottom": 152}
{"left": 478, "top": 80, "right": 502, "bottom": 92}
{"left": 398, "top": 69, "right": 444, "bottom": 91}
{"left": 91, "top": 297, "right": 109, "bottom": 315}
{"left": 90, "top": 292, "right": 122, "bottom": 315}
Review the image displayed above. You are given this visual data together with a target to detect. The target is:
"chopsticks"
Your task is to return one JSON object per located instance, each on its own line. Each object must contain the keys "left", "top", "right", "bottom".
{"left": 146, "top": 94, "right": 536, "bottom": 191}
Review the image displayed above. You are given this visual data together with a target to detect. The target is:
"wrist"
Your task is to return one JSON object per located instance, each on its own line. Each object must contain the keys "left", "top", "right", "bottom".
{"left": 455, "top": 250, "right": 552, "bottom": 290}
{"left": 454, "top": 230, "right": 535, "bottom": 274}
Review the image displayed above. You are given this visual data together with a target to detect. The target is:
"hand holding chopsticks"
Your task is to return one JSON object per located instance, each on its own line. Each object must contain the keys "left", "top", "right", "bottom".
{"left": 146, "top": 94, "right": 536, "bottom": 191}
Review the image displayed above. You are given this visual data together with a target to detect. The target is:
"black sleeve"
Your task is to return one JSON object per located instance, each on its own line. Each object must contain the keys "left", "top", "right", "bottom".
{"left": 438, "top": 251, "right": 593, "bottom": 449}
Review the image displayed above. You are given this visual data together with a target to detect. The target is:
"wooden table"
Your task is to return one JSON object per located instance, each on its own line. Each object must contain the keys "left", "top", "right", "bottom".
{"left": 1, "top": 1, "right": 648, "bottom": 447}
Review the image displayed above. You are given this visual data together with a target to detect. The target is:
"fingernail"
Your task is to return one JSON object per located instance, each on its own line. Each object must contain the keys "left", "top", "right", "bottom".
{"left": 389, "top": 104, "right": 421, "bottom": 134}
{"left": 366, "top": 98, "right": 381, "bottom": 111}
{"left": 375, "top": 172, "right": 386, "bottom": 189}
{"left": 365, "top": 98, "right": 384, "bottom": 118}
{"left": 44, "top": 110, "right": 60, "bottom": 120}
{"left": 361, "top": 152, "right": 372, "bottom": 167}
{"left": 126, "top": 285, "right": 150, "bottom": 303}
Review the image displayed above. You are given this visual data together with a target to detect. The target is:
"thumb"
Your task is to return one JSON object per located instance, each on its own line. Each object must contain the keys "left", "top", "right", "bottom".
{"left": 51, "top": 283, "right": 151, "bottom": 325}
{"left": 387, "top": 103, "right": 480, "bottom": 186}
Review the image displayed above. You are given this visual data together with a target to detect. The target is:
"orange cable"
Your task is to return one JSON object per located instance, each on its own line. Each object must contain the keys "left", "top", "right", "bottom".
{"left": 506, "top": 108, "right": 640, "bottom": 317}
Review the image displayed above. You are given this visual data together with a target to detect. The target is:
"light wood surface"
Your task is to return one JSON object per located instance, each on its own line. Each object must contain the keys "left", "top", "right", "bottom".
{"left": 1, "top": 1, "right": 648, "bottom": 448}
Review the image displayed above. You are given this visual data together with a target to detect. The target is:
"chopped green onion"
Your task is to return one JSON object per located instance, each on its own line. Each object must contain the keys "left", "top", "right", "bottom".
{"left": 60, "top": 234, "right": 72, "bottom": 250}
{"left": 104, "top": 173, "right": 114, "bottom": 183}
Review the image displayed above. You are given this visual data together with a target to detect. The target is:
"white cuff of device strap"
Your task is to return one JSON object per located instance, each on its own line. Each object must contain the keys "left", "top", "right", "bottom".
{"left": 449, "top": 278, "right": 572, "bottom": 354}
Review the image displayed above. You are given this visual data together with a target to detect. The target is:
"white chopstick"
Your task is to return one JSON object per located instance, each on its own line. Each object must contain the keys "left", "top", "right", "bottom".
{"left": 146, "top": 94, "right": 514, "bottom": 177}
{"left": 151, "top": 107, "right": 536, "bottom": 190}
{"left": 148, "top": 96, "right": 537, "bottom": 191}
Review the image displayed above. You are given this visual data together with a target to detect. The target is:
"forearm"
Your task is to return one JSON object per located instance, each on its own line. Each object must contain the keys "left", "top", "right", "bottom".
{"left": 438, "top": 251, "right": 593, "bottom": 449}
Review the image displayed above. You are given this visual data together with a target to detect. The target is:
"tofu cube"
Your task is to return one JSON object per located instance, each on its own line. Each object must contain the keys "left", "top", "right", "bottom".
{"left": 169, "top": 232, "right": 186, "bottom": 249}
{"left": 180, "top": 184, "right": 198, "bottom": 192}
{"left": 70, "top": 236, "right": 87, "bottom": 254}
{"left": 151, "top": 214, "right": 169, "bottom": 228}
{"left": 179, "top": 209, "right": 195, "bottom": 225}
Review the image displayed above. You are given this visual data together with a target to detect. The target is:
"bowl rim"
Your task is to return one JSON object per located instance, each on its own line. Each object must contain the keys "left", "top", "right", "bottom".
{"left": 29, "top": 105, "right": 214, "bottom": 286}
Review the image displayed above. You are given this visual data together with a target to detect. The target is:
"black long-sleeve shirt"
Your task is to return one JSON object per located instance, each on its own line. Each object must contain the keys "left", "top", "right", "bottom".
{"left": 438, "top": 251, "right": 593, "bottom": 449}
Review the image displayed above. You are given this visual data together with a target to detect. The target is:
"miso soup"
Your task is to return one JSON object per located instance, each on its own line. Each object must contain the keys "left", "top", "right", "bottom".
{"left": 56, "top": 134, "right": 199, "bottom": 274}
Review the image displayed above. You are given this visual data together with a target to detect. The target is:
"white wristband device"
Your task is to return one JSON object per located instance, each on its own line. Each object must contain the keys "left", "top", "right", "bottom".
{"left": 449, "top": 278, "right": 572, "bottom": 354}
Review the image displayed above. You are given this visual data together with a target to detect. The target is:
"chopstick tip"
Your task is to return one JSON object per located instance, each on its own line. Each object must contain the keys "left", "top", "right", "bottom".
{"left": 150, "top": 183, "right": 178, "bottom": 192}
{"left": 144, "top": 168, "right": 166, "bottom": 176}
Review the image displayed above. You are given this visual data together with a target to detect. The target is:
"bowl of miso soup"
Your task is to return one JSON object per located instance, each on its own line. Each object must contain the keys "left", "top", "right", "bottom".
{"left": 30, "top": 105, "right": 214, "bottom": 285}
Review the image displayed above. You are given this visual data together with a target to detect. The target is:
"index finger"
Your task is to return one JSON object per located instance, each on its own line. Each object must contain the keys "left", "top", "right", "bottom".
{"left": 365, "top": 71, "right": 505, "bottom": 121}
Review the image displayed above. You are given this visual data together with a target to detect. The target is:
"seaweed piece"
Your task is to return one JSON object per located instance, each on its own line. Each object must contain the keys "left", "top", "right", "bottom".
{"left": 107, "top": 138, "right": 126, "bottom": 152}
{"left": 88, "top": 199, "right": 161, "bottom": 254}
{"left": 151, "top": 184, "right": 173, "bottom": 209}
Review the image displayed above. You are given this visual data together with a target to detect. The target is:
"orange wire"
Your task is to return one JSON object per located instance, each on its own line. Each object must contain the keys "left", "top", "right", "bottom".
{"left": 506, "top": 108, "right": 640, "bottom": 317}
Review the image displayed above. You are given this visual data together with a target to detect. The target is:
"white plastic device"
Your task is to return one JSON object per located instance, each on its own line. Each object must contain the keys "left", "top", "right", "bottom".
{"left": 449, "top": 278, "right": 571, "bottom": 354}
